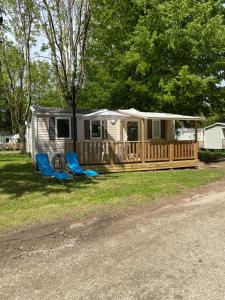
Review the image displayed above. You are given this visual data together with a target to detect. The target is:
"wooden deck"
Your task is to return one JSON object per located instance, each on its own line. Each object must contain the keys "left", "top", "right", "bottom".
{"left": 65, "top": 140, "right": 199, "bottom": 173}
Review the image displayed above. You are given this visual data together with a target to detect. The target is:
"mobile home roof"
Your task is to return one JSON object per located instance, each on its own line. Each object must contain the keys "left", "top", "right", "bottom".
{"left": 204, "top": 123, "right": 225, "bottom": 130}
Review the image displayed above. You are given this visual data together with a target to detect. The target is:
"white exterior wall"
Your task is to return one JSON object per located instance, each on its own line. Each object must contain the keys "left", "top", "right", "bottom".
{"left": 78, "top": 118, "right": 176, "bottom": 142}
{"left": 25, "top": 125, "right": 32, "bottom": 153}
{"left": 177, "top": 129, "right": 204, "bottom": 142}
{"left": 107, "top": 120, "right": 120, "bottom": 141}
{"left": 121, "top": 119, "right": 175, "bottom": 141}
{"left": 37, "top": 116, "right": 65, "bottom": 162}
{"left": 32, "top": 114, "right": 37, "bottom": 160}
{"left": 198, "top": 131, "right": 204, "bottom": 142}
{"left": 31, "top": 113, "right": 86, "bottom": 162}
{"left": 178, "top": 131, "right": 195, "bottom": 141}
{"left": 77, "top": 116, "right": 85, "bottom": 140}
{"left": 204, "top": 126, "right": 225, "bottom": 149}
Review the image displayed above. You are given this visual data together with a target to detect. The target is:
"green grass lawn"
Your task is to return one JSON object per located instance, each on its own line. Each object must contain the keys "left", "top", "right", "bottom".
{"left": 1, "top": 151, "right": 225, "bottom": 232}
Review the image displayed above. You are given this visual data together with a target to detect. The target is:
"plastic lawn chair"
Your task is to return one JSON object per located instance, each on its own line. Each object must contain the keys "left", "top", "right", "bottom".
{"left": 35, "top": 153, "right": 71, "bottom": 183}
{"left": 66, "top": 152, "right": 99, "bottom": 180}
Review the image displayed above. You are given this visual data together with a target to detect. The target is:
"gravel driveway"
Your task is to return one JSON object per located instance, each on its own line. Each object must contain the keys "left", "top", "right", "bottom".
{"left": 1, "top": 179, "right": 225, "bottom": 300}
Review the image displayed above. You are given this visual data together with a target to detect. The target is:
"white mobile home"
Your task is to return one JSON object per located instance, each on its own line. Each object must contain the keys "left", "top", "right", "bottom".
{"left": 26, "top": 106, "right": 176, "bottom": 161}
{"left": 26, "top": 106, "right": 204, "bottom": 172}
{"left": 204, "top": 123, "right": 225, "bottom": 150}
{"left": 0, "top": 133, "right": 20, "bottom": 150}
{"left": 177, "top": 127, "right": 204, "bottom": 142}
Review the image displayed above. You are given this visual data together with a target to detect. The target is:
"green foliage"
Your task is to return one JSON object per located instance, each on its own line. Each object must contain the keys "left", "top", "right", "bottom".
{"left": 0, "top": 44, "right": 63, "bottom": 132}
{"left": 0, "top": 0, "right": 66, "bottom": 133}
{"left": 82, "top": 0, "right": 225, "bottom": 115}
{"left": 0, "top": 43, "right": 26, "bottom": 132}
{"left": 31, "top": 60, "right": 64, "bottom": 107}
{"left": 199, "top": 149, "right": 225, "bottom": 162}
{"left": 1, "top": 0, "right": 225, "bottom": 127}
{"left": 79, "top": 0, "right": 141, "bottom": 108}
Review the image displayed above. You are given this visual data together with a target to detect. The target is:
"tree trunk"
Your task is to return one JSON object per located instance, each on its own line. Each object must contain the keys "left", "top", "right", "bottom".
{"left": 18, "top": 125, "right": 26, "bottom": 153}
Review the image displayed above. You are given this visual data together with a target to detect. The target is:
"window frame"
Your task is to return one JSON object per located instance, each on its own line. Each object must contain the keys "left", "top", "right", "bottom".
{"left": 152, "top": 120, "right": 161, "bottom": 139}
{"left": 55, "top": 117, "right": 71, "bottom": 140}
{"left": 90, "top": 120, "right": 102, "bottom": 139}
{"left": 127, "top": 120, "right": 139, "bottom": 141}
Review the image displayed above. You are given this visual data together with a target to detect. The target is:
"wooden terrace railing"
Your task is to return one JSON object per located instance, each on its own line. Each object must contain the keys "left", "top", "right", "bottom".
{"left": 65, "top": 140, "right": 198, "bottom": 165}
{"left": 0, "top": 143, "right": 21, "bottom": 151}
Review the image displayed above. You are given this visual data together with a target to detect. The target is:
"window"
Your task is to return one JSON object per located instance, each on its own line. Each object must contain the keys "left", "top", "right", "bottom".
{"left": 91, "top": 120, "right": 101, "bottom": 138}
{"left": 86, "top": 120, "right": 107, "bottom": 140}
{"left": 56, "top": 118, "right": 71, "bottom": 138}
{"left": 147, "top": 120, "right": 152, "bottom": 139}
{"left": 84, "top": 120, "right": 91, "bottom": 140}
{"left": 152, "top": 120, "right": 160, "bottom": 139}
{"left": 223, "top": 129, "right": 225, "bottom": 138}
{"left": 5, "top": 138, "right": 9, "bottom": 143}
{"left": 127, "top": 121, "right": 138, "bottom": 141}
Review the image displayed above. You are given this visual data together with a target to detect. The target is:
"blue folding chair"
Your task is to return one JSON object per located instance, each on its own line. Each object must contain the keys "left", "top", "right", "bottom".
{"left": 35, "top": 153, "right": 72, "bottom": 183}
{"left": 66, "top": 152, "right": 99, "bottom": 180}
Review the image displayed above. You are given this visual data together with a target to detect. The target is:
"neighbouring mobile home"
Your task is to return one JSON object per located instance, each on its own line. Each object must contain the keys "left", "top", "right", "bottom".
{"left": 176, "top": 127, "right": 204, "bottom": 148}
{"left": 203, "top": 123, "right": 225, "bottom": 150}
{"left": 0, "top": 133, "right": 20, "bottom": 150}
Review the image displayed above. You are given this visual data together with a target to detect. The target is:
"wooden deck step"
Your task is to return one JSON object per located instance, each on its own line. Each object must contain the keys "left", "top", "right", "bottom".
{"left": 82, "top": 160, "right": 199, "bottom": 173}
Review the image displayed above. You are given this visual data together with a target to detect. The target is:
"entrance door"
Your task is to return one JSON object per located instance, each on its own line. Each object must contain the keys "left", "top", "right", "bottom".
{"left": 127, "top": 121, "right": 138, "bottom": 141}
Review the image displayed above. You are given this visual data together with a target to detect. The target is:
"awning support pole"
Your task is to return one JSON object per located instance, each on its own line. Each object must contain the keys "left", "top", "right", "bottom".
{"left": 120, "top": 120, "right": 123, "bottom": 141}
{"left": 195, "top": 121, "right": 198, "bottom": 142}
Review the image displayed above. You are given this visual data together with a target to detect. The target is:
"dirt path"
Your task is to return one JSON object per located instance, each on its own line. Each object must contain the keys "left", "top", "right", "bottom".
{"left": 1, "top": 179, "right": 225, "bottom": 299}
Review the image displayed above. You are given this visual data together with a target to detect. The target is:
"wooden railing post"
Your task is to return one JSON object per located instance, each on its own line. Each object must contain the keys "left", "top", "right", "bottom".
{"left": 195, "top": 142, "right": 198, "bottom": 160}
{"left": 169, "top": 143, "right": 174, "bottom": 161}
{"left": 109, "top": 141, "right": 115, "bottom": 165}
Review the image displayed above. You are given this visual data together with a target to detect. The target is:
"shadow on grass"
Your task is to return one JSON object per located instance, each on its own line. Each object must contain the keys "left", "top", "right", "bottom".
{"left": 0, "top": 160, "right": 114, "bottom": 199}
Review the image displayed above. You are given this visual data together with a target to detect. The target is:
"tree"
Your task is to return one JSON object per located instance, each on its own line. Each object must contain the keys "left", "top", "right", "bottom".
{"left": 0, "top": 0, "right": 37, "bottom": 150}
{"left": 0, "top": 43, "right": 25, "bottom": 134}
{"left": 79, "top": 0, "right": 140, "bottom": 108}
{"left": 0, "top": 44, "right": 63, "bottom": 133}
{"left": 0, "top": 0, "right": 64, "bottom": 141}
{"left": 83, "top": 0, "right": 225, "bottom": 116}
{"left": 31, "top": 60, "right": 64, "bottom": 107}
{"left": 37, "top": 0, "right": 92, "bottom": 105}
{"left": 0, "top": 79, "right": 11, "bottom": 132}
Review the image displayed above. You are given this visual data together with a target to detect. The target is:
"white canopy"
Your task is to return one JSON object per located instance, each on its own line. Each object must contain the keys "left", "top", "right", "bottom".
{"left": 79, "top": 109, "right": 129, "bottom": 120}
{"left": 80, "top": 108, "right": 205, "bottom": 121}
{"left": 119, "top": 108, "right": 205, "bottom": 121}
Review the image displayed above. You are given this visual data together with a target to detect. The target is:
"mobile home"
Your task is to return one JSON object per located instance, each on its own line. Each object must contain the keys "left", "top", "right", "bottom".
{"left": 26, "top": 106, "right": 204, "bottom": 172}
